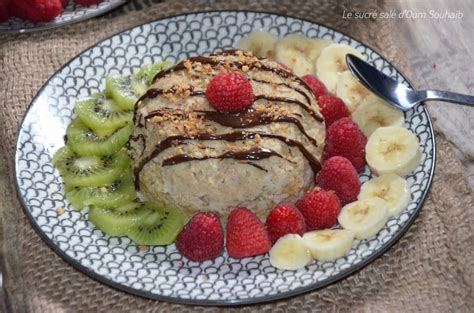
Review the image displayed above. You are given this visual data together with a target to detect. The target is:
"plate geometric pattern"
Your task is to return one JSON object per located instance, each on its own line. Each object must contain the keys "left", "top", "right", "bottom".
{"left": 15, "top": 11, "right": 435, "bottom": 306}
{"left": 0, "top": 0, "right": 126, "bottom": 34}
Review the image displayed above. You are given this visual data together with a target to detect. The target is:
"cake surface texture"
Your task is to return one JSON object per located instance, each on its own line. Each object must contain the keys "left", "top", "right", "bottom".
{"left": 129, "top": 50, "right": 326, "bottom": 219}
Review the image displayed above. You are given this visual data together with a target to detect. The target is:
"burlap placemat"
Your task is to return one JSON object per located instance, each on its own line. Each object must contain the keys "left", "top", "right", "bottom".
{"left": 1, "top": 0, "right": 473, "bottom": 312}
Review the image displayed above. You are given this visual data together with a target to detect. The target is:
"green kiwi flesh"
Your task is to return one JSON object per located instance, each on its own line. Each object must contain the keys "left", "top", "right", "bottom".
{"left": 136, "top": 61, "right": 174, "bottom": 86}
{"left": 65, "top": 174, "right": 136, "bottom": 211}
{"left": 66, "top": 118, "right": 133, "bottom": 156}
{"left": 88, "top": 201, "right": 149, "bottom": 237}
{"left": 105, "top": 75, "right": 146, "bottom": 111}
{"left": 126, "top": 202, "right": 185, "bottom": 246}
{"left": 52, "top": 146, "right": 131, "bottom": 187}
{"left": 75, "top": 96, "right": 132, "bottom": 133}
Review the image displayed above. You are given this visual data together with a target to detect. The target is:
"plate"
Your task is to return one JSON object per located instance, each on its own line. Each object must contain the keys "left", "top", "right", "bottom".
{"left": 0, "top": 0, "right": 126, "bottom": 34}
{"left": 15, "top": 11, "right": 435, "bottom": 306}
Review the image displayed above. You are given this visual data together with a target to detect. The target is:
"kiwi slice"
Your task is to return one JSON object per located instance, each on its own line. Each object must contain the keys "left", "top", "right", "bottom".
{"left": 75, "top": 95, "right": 133, "bottom": 133}
{"left": 53, "top": 146, "right": 130, "bottom": 187}
{"left": 89, "top": 201, "right": 149, "bottom": 237}
{"left": 126, "top": 202, "right": 185, "bottom": 246}
{"left": 105, "top": 75, "right": 147, "bottom": 111}
{"left": 65, "top": 174, "right": 136, "bottom": 211}
{"left": 66, "top": 118, "right": 133, "bottom": 156}
{"left": 136, "top": 61, "right": 174, "bottom": 86}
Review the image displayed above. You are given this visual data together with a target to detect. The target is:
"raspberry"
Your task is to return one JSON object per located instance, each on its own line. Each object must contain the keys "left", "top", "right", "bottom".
{"left": 176, "top": 212, "right": 224, "bottom": 262}
{"left": 317, "top": 156, "right": 361, "bottom": 205}
{"left": 12, "top": 0, "right": 62, "bottom": 23}
{"left": 75, "top": 0, "right": 102, "bottom": 5}
{"left": 324, "top": 117, "right": 367, "bottom": 172}
{"left": 302, "top": 75, "right": 328, "bottom": 99}
{"left": 206, "top": 72, "right": 254, "bottom": 112}
{"left": 226, "top": 207, "right": 271, "bottom": 258}
{"left": 0, "top": 0, "right": 11, "bottom": 22}
{"left": 61, "top": 0, "right": 69, "bottom": 8}
{"left": 266, "top": 203, "right": 305, "bottom": 244}
{"left": 296, "top": 189, "right": 341, "bottom": 230}
{"left": 317, "top": 95, "right": 350, "bottom": 127}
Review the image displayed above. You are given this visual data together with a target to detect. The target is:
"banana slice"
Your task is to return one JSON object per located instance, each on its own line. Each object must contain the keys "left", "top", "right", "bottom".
{"left": 352, "top": 97, "right": 405, "bottom": 136}
{"left": 304, "top": 37, "right": 333, "bottom": 64}
{"left": 303, "top": 229, "right": 355, "bottom": 261}
{"left": 359, "top": 174, "right": 410, "bottom": 217}
{"left": 269, "top": 234, "right": 312, "bottom": 270}
{"left": 338, "top": 197, "right": 389, "bottom": 239}
{"left": 316, "top": 44, "right": 365, "bottom": 92}
{"left": 274, "top": 34, "right": 330, "bottom": 76}
{"left": 236, "top": 31, "right": 278, "bottom": 59}
{"left": 366, "top": 126, "right": 421, "bottom": 176}
{"left": 336, "top": 70, "right": 373, "bottom": 112}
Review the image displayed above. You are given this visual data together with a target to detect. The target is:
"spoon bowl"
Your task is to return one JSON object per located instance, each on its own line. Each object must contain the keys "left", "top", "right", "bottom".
{"left": 345, "top": 54, "right": 474, "bottom": 111}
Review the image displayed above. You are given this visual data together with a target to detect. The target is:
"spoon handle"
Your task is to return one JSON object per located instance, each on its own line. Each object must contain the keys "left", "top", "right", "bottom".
{"left": 424, "top": 90, "right": 474, "bottom": 107}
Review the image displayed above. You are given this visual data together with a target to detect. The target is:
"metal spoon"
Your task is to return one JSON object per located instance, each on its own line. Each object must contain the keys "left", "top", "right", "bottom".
{"left": 345, "top": 54, "right": 474, "bottom": 111}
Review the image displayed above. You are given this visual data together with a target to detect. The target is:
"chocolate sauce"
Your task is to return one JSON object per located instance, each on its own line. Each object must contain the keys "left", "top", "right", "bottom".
{"left": 246, "top": 162, "right": 268, "bottom": 172}
{"left": 254, "top": 95, "right": 323, "bottom": 123}
{"left": 143, "top": 108, "right": 319, "bottom": 147}
{"left": 132, "top": 50, "right": 324, "bottom": 189}
{"left": 134, "top": 131, "right": 321, "bottom": 189}
{"left": 139, "top": 85, "right": 322, "bottom": 125}
{"left": 162, "top": 147, "right": 282, "bottom": 167}
{"left": 133, "top": 87, "right": 205, "bottom": 125}
{"left": 150, "top": 50, "right": 314, "bottom": 99}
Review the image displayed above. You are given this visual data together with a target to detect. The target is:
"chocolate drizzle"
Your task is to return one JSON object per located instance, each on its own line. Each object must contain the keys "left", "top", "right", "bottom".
{"left": 139, "top": 86, "right": 322, "bottom": 124}
{"left": 133, "top": 131, "right": 321, "bottom": 189}
{"left": 150, "top": 50, "right": 315, "bottom": 101}
{"left": 144, "top": 108, "right": 319, "bottom": 147}
{"left": 131, "top": 50, "right": 325, "bottom": 190}
{"left": 133, "top": 87, "right": 205, "bottom": 125}
{"left": 162, "top": 147, "right": 283, "bottom": 167}
{"left": 254, "top": 95, "right": 323, "bottom": 123}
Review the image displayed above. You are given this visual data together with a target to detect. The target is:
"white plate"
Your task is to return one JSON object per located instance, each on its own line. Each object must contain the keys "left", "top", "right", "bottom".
{"left": 14, "top": 11, "right": 435, "bottom": 306}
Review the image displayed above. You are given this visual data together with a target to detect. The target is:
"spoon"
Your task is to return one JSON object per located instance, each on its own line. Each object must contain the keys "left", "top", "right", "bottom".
{"left": 345, "top": 54, "right": 474, "bottom": 111}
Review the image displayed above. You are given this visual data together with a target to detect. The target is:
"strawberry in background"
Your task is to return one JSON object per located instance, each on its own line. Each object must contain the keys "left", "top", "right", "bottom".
{"left": 0, "top": 0, "right": 12, "bottom": 22}
{"left": 12, "top": 0, "right": 63, "bottom": 23}
{"left": 1, "top": 0, "right": 103, "bottom": 24}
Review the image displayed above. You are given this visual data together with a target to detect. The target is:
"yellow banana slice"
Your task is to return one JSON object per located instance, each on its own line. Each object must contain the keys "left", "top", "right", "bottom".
{"left": 269, "top": 234, "right": 312, "bottom": 270}
{"left": 236, "top": 31, "right": 278, "bottom": 59}
{"left": 303, "top": 229, "right": 355, "bottom": 261}
{"left": 366, "top": 126, "right": 421, "bottom": 176}
{"left": 352, "top": 97, "right": 405, "bottom": 136}
{"left": 359, "top": 174, "right": 410, "bottom": 217}
{"left": 338, "top": 197, "right": 389, "bottom": 239}
{"left": 316, "top": 44, "right": 365, "bottom": 92}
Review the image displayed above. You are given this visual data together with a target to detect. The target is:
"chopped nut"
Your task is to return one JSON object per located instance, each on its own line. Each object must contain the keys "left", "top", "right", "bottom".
{"left": 56, "top": 206, "right": 65, "bottom": 215}
{"left": 139, "top": 245, "right": 148, "bottom": 252}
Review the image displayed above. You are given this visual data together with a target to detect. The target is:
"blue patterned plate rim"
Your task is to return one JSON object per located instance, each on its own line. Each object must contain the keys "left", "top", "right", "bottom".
{"left": 0, "top": 0, "right": 127, "bottom": 34}
{"left": 14, "top": 10, "right": 436, "bottom": 306}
